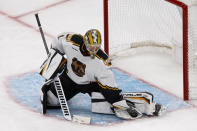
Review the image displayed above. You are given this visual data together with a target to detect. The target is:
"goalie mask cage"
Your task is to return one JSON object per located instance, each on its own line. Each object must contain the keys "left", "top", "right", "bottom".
{"left": 103, "top": 0, "right": 197, "bottom": 100}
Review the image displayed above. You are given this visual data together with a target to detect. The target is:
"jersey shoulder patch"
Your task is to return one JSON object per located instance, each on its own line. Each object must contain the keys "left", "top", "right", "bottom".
{"left": 66, "top": 33, "right": 84, "bottom": 47}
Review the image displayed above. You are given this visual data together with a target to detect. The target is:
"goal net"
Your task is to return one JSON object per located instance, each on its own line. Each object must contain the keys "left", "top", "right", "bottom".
{"left": 103, "top": 0, "right": 197, "bottom": 100}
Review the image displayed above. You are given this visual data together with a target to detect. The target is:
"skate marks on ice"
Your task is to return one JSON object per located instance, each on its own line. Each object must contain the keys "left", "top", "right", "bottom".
{"left": 6, "top": 68, "right": 190, "bottom": 125}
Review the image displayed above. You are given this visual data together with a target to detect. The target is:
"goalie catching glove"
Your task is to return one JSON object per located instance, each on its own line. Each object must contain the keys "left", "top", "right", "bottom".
{"left": 112, "top": 100, "right": 143, "bottom": 119}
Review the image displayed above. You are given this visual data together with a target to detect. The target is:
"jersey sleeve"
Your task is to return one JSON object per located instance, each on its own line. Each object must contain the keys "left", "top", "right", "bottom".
{"left": 51, "top": 32, "right": 67, "bottom": 54}
{"left": 95, "top": 63, "right": 122, "bottom": 104}
{"left": 51, "top": 32, "right": 84, "bottom": 55}
{"left": 96, "top": 49, "right": 112, "bottom": 66}
{"left": 95, "top": 63, "right": 118, "bottom": 90}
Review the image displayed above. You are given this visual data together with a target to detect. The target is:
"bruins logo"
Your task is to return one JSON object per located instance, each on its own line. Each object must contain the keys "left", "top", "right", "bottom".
{"left": 71, "top": 57, "right": 86, "bottom": 77}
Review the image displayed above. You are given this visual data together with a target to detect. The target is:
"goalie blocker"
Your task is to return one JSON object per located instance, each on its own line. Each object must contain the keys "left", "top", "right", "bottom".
{"left": 39, "top": 48, "right": 67, "bottom": 80}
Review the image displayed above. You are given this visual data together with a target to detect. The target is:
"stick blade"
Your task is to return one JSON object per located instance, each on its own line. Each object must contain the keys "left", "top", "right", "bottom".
{"left": 72, "top": 115, "right": 91, "bottom": 124}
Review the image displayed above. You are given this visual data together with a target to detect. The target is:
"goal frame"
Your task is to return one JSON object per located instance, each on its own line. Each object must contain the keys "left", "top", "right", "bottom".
{"left": 103, "top": 0, "right": 189, "bottom": 100}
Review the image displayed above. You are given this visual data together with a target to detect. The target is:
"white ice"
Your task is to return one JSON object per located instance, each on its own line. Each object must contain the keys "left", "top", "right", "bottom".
{"left": 0, "top": 0, "right": 197, "bottom": 131}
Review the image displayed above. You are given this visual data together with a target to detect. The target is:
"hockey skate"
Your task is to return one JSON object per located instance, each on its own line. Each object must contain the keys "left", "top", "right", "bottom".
{"left": 153, "top": 103, "right": 167, "bottom": 116}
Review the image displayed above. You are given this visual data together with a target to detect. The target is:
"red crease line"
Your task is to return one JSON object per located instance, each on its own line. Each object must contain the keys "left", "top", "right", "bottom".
{"left": 0, "top": 10, "right": 54, "bottom": 39}
{"left": 13, "top": 0, "right": 70, "bottom": 18}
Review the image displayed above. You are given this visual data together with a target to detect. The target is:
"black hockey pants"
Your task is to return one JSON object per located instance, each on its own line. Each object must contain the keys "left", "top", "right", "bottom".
{"left": 50, "top": 72, "right": 122, "bottom": 104}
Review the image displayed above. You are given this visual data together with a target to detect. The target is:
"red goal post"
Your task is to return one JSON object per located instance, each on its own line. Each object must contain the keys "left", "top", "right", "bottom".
{"left": 103, "top": 0, "right": 197, "bottom": 100}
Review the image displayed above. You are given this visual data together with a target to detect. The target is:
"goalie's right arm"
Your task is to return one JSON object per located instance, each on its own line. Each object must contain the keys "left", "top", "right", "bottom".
{"left": 39, "top": 33, "right": 69, "bottom": 80}
{"left": 50, "top": 32, "right": 68, "bottom": 54}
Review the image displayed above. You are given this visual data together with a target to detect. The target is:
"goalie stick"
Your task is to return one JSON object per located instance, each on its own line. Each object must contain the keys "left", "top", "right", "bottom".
{"left": 35, "top": 14, "right": 91, "bottom": 123}
{"left": 54, "top": 76, "right": 91, "bottom": 123}
{"left": 53, "top": 74, "right": 72, "bottom": 120}
{"left": 35, "top": 13, "right": 49, "bottom": 55}
{"left": 35, "top": 13, "right": 71, "bottom": 121}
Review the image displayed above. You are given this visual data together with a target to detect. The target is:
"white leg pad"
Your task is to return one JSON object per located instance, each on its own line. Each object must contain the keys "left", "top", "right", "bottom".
{"left": 122, "top": 92, "right": 155, "bottom": 115}
{"left": 91, "top": 92, "right": 114, "bottom": 114}
{"left": 47, "top": 90, "right": 60, "bottom": 106}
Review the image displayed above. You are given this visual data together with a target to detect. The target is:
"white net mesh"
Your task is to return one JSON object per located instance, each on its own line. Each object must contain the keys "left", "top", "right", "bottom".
{"left": 188, "top": 5, "right": 197, "bottom": 99}
{"left": 107, "top": 0, "right": 197, "bottom": 99}
{"left": 108, "top": 0, "right": 182, "bottom": 55}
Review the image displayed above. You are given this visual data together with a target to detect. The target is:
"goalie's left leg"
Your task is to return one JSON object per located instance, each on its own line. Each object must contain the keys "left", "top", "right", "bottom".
{"left": 40, "top": 79, "right": 61, "bottom": 114}
{"left": 122, "top": 92, "right": 167, "bottom": 116}
{"left": 40, "top": 82, "right": 48, "bottom": 114}
{"left": 91, "top": 92, "right": 166, "bottom": 120}
{"left": 111, "top": 92, "right": 167, "bottom": 120}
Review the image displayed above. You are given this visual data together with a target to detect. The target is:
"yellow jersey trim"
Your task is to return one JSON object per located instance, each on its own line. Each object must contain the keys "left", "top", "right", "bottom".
{"left": 97, "top": 81, "right": 119, "bottom": 91}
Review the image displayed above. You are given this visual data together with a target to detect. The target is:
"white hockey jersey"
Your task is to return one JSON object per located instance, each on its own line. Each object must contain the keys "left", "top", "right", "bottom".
{"left": 51, "top": 32, "right": 118, "bottom": 89}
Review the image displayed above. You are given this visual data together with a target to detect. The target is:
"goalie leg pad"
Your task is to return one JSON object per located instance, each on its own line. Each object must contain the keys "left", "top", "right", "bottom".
{"left": 40, "top": 82, "right": 50, "bottom": 114}
{"left": 122, "top": 92, "right": 166, "bottom": 116}
{"left": 122, "top": 92, "right": 154, "bottom": 115}
{"left": 91, "top": 92, "right": 114, "bottom": 114}
{"left": 40, "top": 80, "right": 61, "bottom": 114}
{"left": 47, "top": 90, "right": 60, "bottom": 106}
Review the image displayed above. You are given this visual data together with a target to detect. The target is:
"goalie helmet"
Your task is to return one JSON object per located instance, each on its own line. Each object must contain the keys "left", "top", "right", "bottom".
{"left": 84, "top": 29, "right": 102, "bottom": 58}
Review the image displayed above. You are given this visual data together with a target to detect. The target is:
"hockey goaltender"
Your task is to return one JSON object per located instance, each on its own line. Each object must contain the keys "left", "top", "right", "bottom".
{"left": 39, "top": 29, "right": 166, "bottom": 120}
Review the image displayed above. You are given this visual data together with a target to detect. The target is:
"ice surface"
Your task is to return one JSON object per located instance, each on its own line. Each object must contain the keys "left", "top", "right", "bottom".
{"left": 7, "top": 70, "right": 189, "bottom": 125}
{"left": 1, "top": 0, "right": 197, "bottom": 131}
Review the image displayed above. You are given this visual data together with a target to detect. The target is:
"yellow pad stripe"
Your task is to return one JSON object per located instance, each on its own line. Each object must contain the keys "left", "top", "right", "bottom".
{"left": 41, "top": 64, "right": 47, "bottom": 75}
{"left": 127, "top": 97, "right": 150, "bottom": 104}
